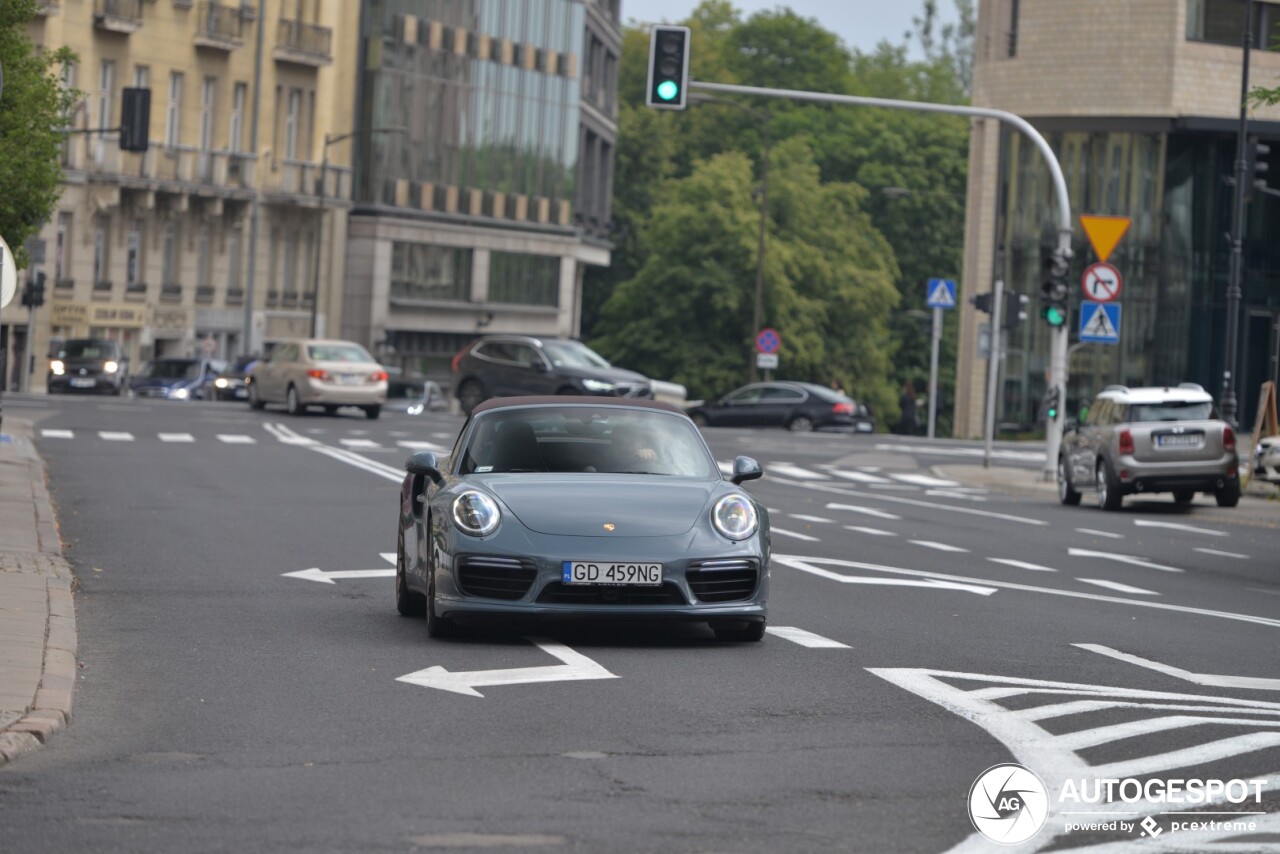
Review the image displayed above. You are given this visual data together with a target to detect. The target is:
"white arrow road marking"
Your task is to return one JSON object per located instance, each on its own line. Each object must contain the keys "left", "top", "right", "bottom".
{"left": 159, "top": 433, "right": 195, "bottom": 442}
{"left": 217, "top": 434, "right": 256, "bottom": 444}
{"left": 776, "top": 555, "right": 996, "bottom": 596}
{"left": 768, "top": 462, "right": 829, "bottom": 480}
{"left": 263, "top": 422, "right": 318, "bottom": 446}
{"left": 766, "top": 627, "right": 850, "bottom": 648}
{"left": 1076, "top": 578, "right": 1159, "bottom": 596}
{"left": 1075, "top": 527, "right": 1124, "bottom": 539}
{"left": 1194, "top": 547, "right": 1250, "bottom": 559}
{"left": 99, "top": 431, "right": 133, "bottom": 441}
{"left": 825, "top": 502, "right": 901, "bottom": 520}
{"left": 987, "top": 558, "right": 1056, "bottom": 572}
{"left": 910, "top": 540, "right": 968, "bottom": 553}
{"left": 1068, "top": 548, "right": 1183, "bottom": 573}
{"left": 869, "top": 666, "right": 1280, "bottom": 854}
{"left": 397, "top": 637, "right": 617, "bottom": 698}
{"left": 771, "top": 527, "right": 820, "bottom": 542}
{"left": 1075, "top": 644, "right": 1280, "bottom": 691}
{"left": 282, "top": 567, "right": 397, "bottom": 584}
{"left": 844, "top": 526, "right": 896, "bottom": 536}
{"left": 41, "top": 429, "right": 74, "bottom": 439}
{"left": 1133, "top": 519, "right": 1228, "bottom": 537}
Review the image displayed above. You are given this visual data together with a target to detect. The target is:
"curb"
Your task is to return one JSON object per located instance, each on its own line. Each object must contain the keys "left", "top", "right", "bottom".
{"left": 0, "top": 420, "right": 77, "bottom": 767}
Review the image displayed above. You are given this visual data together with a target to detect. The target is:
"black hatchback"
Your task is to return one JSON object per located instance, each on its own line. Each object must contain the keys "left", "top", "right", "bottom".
{"left": 451, "top": 335, "right": 653, "bottom": 414}
{"left": 687, "top": 381, "right": 875, "bottom": 433}
{"left": 47, "top": 338, "right": 128, "bottom": 395}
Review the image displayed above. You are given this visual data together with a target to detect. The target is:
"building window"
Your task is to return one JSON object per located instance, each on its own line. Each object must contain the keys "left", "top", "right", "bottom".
{"left": 162, "top": 221, "right": 179, "bottom": 285}
{"left": 230, "top": 82, "right": 247, "bottom": 153}
{"left": 133, "top": 65, "right": 149, "bottom": 89}
{"left": 197, "top": 225, "right": 212, "bottom": 290}
{"left": 166, "top": 72, "right": 184, "bottom": 147}
{"left": 228, "top": 228, "right": 242, "bottom": 293}
{"left": 126, "top": 220, "right": 142, "bottom": 286}
{"left": 283, "top": 232, "right": 298, "bottom": 296}
{"left": 93, "top": 216, "right": 109, "bottom": 285}
{"left": 390, "top": 243, "right": 472, "bottom": 302}
{"left": 285, "top": 89, "right": 301, "bottom": 159}
{"left": 1006, "top": 0, "right": 1020, "bottom": 58}
{"left": 55, "top": 213, "right": 71, "bottom": 283}
{"left": 489, "top": 252, "right": 559, "bottom": 307}
{"left": 96, "top": 60, "right": 114, "bottom": 165}
{"left": 200, "top": 77, "right": 217, "bottom": 152}
{"left": 1187, "top": 0, "right": 1280, "bottom": 47}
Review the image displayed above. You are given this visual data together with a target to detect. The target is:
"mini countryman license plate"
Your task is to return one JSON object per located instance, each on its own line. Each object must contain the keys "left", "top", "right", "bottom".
{"left": 562, "top": 561, "right": 662, "bottom": 586}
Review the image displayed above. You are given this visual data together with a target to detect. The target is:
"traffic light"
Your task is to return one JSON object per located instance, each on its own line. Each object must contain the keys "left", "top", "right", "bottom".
{"left": 1247, "top": 135, "right": 1271, "bottom": 192}
{"left": 1040, "top": 248, "right": 1071, "bottom": 328}
{"left": 646, "top": 25, "right": 690, "bottom": 110}
{"left": 21, "top": 272, "right": 46, "bottom": 309}
{"left": 1039, "top": 385, "right": 1061, "bottom": 422}
{"left": 120, "top": 87, "right": 151, "bottom": 152}
{"left": 1003, "top": 291, "right": 1029, "bottom": 330}
{"left": 970, "top": 292, "right": 993, "bottom": 314}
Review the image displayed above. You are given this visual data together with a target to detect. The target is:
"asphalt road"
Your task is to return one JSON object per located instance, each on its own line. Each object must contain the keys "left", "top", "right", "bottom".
{"left": 1, "top": 394, "right": 1277, "bottom": 853}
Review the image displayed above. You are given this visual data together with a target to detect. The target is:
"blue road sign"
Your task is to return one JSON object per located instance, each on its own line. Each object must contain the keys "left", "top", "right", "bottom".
{"left": 926, "top": 278, "right": 957, "bottom": 310}
{"left": 1079, "top": 301, "right": 1121, "bottom": 344}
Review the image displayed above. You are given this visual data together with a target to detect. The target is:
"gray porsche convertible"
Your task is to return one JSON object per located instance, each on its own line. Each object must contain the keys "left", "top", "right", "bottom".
{"left": 395, "top": 396, "right": 770, "bottom": 641}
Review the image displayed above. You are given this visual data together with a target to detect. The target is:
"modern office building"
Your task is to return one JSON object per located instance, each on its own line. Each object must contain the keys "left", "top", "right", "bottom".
{"left": 956, "top": 0, "right": 1280, "bottom": 437}
{"left": 342, "top": 0, "right": 622, "bottom": 382}
{"left": 9, "top": 0, "right": 357, "bottom": 392}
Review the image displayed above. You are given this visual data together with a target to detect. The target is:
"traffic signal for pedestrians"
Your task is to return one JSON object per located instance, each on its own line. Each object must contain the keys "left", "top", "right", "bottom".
{"left": 1040, "top": 248, "right": 1071, "bottom": 328}
{"left": 1003, "top": 291, "right": 1029, "bottom": 330}
{"left": 1039, "top": 385, "right": 1061, "bottom": 422}
{"left": 646, "top": 25, "right": 690, "bottom": 110}
{"left": 20, "top": 272, "right": 46, "bottom": 309}
{"left": 970, "top": 292, "right": 993, "bottom": 314}
{"left": 120, "top": 87, "right": 151, "bottom": 152}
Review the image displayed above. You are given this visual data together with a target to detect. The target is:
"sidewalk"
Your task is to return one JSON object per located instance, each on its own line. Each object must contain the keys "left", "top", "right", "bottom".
{"left": 0, "top": 413, "right": 77, "bottom": 766}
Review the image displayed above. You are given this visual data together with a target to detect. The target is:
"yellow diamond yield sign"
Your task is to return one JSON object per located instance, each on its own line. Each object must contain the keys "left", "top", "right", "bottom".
{"left": 1079, "top": 215, "right": 1131, "bottom": 263}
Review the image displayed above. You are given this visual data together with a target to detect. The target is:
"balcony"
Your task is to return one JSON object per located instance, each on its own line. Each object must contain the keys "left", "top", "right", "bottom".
{"left": 194, "top": 1, "right": 243, "bottom": 50}
{"left": 80, "top": 143, "right": 256, "bottom": 201}
{"left": 275, "top": 19, "right": 332, "bottom": 66}
{"left": 94, "top": 0, "right": 143, "bottom": 34}
{"left": 125, "top": 282, "right": 148, "bottom": 300}
{"left": 226, "top": 287, "right": 245, "bottom": 305}
{"left": 160, "top": 284, "right": 183, "bottom": 301}
{"left": 92, "top": 280, "right": 114, "bottom": 298}
{"left": 196, "top": 286, "right": 216, "bottom": 303}
{"left": 261, "top": 157, "right": 349, "bottom": 204}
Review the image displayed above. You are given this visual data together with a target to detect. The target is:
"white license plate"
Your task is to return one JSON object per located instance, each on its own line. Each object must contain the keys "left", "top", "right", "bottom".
{"left": 335, "top": 373, "right": 363, "bottom": 385}
{"left": 1157, "top": 434, "right": 1202, "bottom": 448}
{"left": 70, "top": 378, "right": 96, "bottom": 388}
{"left": 562, "top": 561, "right": 662, "bottom": 586}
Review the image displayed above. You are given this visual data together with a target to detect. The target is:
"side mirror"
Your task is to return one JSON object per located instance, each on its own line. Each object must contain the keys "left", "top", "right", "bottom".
{"left": 731, "top": 455, "right": 763, "bottom": 485}
{"left": 405, "top": 450, "right": 444, "bottom": 484}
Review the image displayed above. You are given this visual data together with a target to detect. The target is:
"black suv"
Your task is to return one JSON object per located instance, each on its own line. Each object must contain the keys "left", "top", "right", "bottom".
{"left": 48, "top": 338, "right": 128, "bottom": 395}
{"left": 451, "top": 335, "right": 653, "bottom": 414}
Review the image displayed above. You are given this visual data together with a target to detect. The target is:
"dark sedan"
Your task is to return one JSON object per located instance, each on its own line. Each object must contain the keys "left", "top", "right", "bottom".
{"left": 394, "top": 397, "right": 770, "bottom": 641}
{"left": 212, "top": 354, "right": 259, "bottom": 401}
{"left": 686, "top": 381, "right": 875, "bottom": 433}
{"left": 129, "top": 357, "right": 226, "bottom": 401}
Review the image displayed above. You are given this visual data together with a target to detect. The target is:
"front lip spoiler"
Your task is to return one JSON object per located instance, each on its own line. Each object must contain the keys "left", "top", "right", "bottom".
{"left": 436, "top": 598, "right": 766, "bottom": 622}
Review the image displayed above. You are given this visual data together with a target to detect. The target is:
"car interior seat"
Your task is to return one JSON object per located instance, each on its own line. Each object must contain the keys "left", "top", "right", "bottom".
{"left": 489, "top": 420, "right": 546, "bottom": 472}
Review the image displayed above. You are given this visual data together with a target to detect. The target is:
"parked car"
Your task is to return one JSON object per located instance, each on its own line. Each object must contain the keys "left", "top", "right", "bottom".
{"left": 129, "top": 357, "right": 227, "bottom": 400}
{"left": 394, "top": 396, "right": 769, "bottom": 641}
{"left": 451, "top": 335, "right": 653, "bottom": 414}
{"left": 247, "top": 338, "right": 387, "bottom": 419}
{"left": 47, "top": 338, "right": 128, "bottom": 395}
{"left": 686, "top": 381, "right": 875, "bottom": 433}
{"left": 1057, "top": 383, "right": 1240, "bottom": 510}
{"left": 212, "top": 354, "right": 259, "bottom": 401}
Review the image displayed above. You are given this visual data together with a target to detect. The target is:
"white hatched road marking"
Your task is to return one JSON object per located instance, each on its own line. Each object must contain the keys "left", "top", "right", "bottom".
{"left": 824, "top": 502, "right": 901, "bottom": 520}
{"left": 923, "top": 489, "right": 987, "bottom": 502}
{"left": 1068, "top": 548, "right": 1183, "bottom": 573}
{"left": 890, "top": 473, "right": 960, "bottom": 487}
{"left": 777, "top": 556, "right": 996, "bottom": 595}
{"left": 774, "top": 477, "right": 1047, "bottom": 526}
{"left": 158, "top": 433, "right": 195, "bottom": 443}
{"left": 910, "top": 540, "right": 968, "bottom": 553}
{"left": 340, "top": 438, "right": 382, "bottom": 449}
{"left": 869, "top": 666, "right": 1280, "bottom": 853}
{"left": 397, "top": 440, "right": 449, "bottom": 451}
{"left": 1133, "top": 519, "right": 1228, "bottom": 537}
{"left": 1076, "top": 644, "right": 1280, "bottom": 691}
{"left": 41, "top": 429, "right": 74, "bottom": 439}
{"left": 845, "top": 526, "right": 896, "bottom": 536}
{"left": 987, "top": 558, "right": 1056, "bottom": 572}
{"left": 765, "top": 627, "right": 851, "bottom": 649}
{"left": 770, "top": 527, "right": 820, "bottom": 542}
{"left": 768, "top": 462, "right": 829, "bottom": 480}
{"left": 1076, "top": 578, "right": 1159, "bottom": 596}
{"left": 874, "top": 442, "right": 1045, "bottom": 462}
{"left": 99, "top": 431, "right": 133, "bottom": 441}
{"left": 216, "top": 434, "right": 256, "bottom": 444}
{"left": 788, "top": 514, "right": 833, "bottom": 524}
{"left": 823, "top": 468, "right": 892, "bottom": 484}
{"left": 1075, "top": 527, "right": 1124, "bottom": 539}
{"left": 1194, "top": 547, "right": 1250, "bottom": 560}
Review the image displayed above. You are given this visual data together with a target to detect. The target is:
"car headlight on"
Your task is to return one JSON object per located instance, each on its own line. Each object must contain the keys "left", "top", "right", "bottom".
{"left": 452, "top": 490, "right": 500, "bottom": 536}
{"left": 581, "top": 379, "right": 616, "bottom": 393}
{"left": 712, "top": 494, "right": 758, "bottom": 540}
{"left": 50, "top": 360, "right": 66, "bottom": 376}
{"left": 169, "top": 387, "right": 190, "bottom": 400}
{"left": 215, "top": 378, "right": 229, "bottom": 389}
{"left": 104, "top": 360, "right": 119, "bottom": 374}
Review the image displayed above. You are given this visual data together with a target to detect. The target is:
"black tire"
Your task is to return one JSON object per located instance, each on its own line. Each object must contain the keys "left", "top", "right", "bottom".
{"left": 1096, "top": 460, "right": 1123, "bottom": 511}
{"left": 1058, "top": 456, "right": 1082, "bottom": 506}
{"left": 458, "top": 379, "right": 485, "bottom": 415}
{"left": 286, "top": 385, "right": 305, "bottom": 416}
{"left": 712, "top": 619, "right": 766, "bottom": 642}
{"left": 690, "top": 412, "right": 709, "bottom": 428}
{"left": 1173, "top": 489, "right": 1195, "bottom": 505}
{"left": 1215, "top": 479, "right": 1241, "bottom": 508}
{"left": 364, "top": 404, "right": 381, "bottom": 420}
{"left": 248, "top": 382, "right": 266, "bottom": 410}
{"left": 395, "top": 529, "right": 426, "bottom": 617}
{"left": 787, "top": 415, "right": 814, "bottom": 433}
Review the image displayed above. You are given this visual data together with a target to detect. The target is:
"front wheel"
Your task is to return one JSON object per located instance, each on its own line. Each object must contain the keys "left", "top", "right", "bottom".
{"left": 1058, "top": 456, "right": 1082, "bottom": 505}
{"left": 1096, "top": 460, "right": 1123, "bottom": 511}
{"left": 787, "top": 415, "right": 814, "bottom": 433}
{"left": 1215, "top": 479, "right": 1241, "bottom": 508}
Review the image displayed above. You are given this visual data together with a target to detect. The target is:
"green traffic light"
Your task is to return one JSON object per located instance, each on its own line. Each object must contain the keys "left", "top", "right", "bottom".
{"left": 1047, "top": 407, "right": 1058, "bottom": 419}
{"left": 656, "top": 80, "right": 679, "bottom": 101}
{"left": 1041, "top": 305, "right": 1067, "bottom": 327}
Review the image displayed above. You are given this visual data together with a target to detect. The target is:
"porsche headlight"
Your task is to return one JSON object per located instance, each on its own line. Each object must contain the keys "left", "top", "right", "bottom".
{"left": 452, "top": 490, "right": 500, "bottom": 536}
{"left": 50, "top": 360, "right": 66, "bottom": 376}
{"left": 582, "top": 379, "right": 616, "bottom": 392}
{"left": 712, "top": 494, "right": 758, "bottom": 540}
{"left": 104, "top": 360, "right": 119, "bottom": 374}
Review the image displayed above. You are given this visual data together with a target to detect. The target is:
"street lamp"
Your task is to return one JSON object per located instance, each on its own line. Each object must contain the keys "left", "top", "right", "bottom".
{"left": 309, "top": 126, "right": 404, "bottom": 338}
{"left": 688, "top": 94, "right": 771, "bottom": 382}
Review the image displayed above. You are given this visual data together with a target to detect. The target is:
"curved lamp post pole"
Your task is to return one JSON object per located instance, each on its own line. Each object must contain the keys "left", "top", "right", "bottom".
{"left": 309, "top": 126, "right": 403, "bottom": 338}
{"left": 688, "top": 94, "right": 771, "bottom": 383}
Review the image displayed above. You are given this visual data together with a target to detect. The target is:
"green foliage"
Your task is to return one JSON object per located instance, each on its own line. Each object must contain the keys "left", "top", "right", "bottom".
{"left": 0, "top": 0, "right": 78, "bottom": 269}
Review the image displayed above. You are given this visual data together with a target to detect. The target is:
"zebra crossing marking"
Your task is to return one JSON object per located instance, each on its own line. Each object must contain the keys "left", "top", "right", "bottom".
{"left": 41, "top": 429, "right": 74, "bottom": 439}
{"left": 216, "top": 434, "right": 256, "bottom": 444}
{"left": 159, "top": 433, "right": 196, "bottom": 443}
{"left": 99, "top": 431, "right": 133, "bottom": 441}
{"left": 825, "top": 502, "right": 901, "bottom": 520}
{"left": 339, "top": 438, "right": 381, "bottom": 449}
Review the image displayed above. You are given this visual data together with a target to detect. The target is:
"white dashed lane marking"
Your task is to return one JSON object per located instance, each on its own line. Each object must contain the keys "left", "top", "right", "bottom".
{"left": 1068, "top": 548, "right": 1184, "bottom": 573}
{"left": 823, "top": 468, "right": 891, "bottom": 484}
{"left": 1133, "top": 519, "right": 1228, "bottom": 537}
{"left": 1075, "top": 527, "right": 1124, "bottom": 539}
{"left": 1194, "top": 547, "right": 1250, "bottom": 560}
{"left": 825, "top": 502, "right": 901, "bottom": 520}
{"left": 788, "top": 514, "right": 834, "bottom": 524}
{"left": 987, "top": 558, "right": 1056, "bottom": 572}
{"left": 845, "top": 526, "right": 896, "bottom": 536}
{"left": 340, "top": 439, "right": 381, "bottom": 449}
{"left": 765, "top": 627, "right": 851, "bottom": 649}
{"left": 1076, "top": 578, "right": 1160, "bottom": 596}
{"left": 768, "top": 462, "right": 830, "bottom": 480}
{"left": 41, "top": 429, "right": 74, "bottom": 439}
{"left": 910, "top": 540, "right": 969, "bottom": 553}
{"left": 159, "top": 433, "right": 195, "bottom": 443}
{"left": 99, "top": 432, "right": 133, "bottom": 441}
{"left": 216, "top": 434, "right": 256, "bottom": 444}
{"left": 770, "top": 527, "right": 820, "bottom": 542}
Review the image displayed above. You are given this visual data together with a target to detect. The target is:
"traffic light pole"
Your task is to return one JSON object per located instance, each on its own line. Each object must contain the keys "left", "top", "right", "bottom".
{"left": 687, "top": 81, "right": 1075, "bottom": 476}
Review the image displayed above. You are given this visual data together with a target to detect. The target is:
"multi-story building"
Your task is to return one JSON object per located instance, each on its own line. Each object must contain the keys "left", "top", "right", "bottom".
{"left": 10, "top": 0, "right": 356, "bottom": 391}
{"left": 342, "top": 0, "right": 621, "bottom": 383}
{"left": 956, "top": 0, "right": 1280, "bottom": 436}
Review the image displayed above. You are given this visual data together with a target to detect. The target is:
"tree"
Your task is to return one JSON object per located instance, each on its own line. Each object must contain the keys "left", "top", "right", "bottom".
{"left": 0, "top": 0, "right": 77, "bottom": 269}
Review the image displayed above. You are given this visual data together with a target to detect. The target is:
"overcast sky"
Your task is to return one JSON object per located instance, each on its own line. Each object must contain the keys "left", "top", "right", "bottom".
{"left": 623, "top": 1, "right": 961, "bottom": 59}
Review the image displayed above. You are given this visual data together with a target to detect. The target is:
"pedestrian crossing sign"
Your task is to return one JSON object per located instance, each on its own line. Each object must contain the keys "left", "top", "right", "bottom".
{"left": 1079, "top": 300, "right": 1121, "bottom": 343}
{"left": 926, "top": 278, "right": 956, "bottom": 309}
